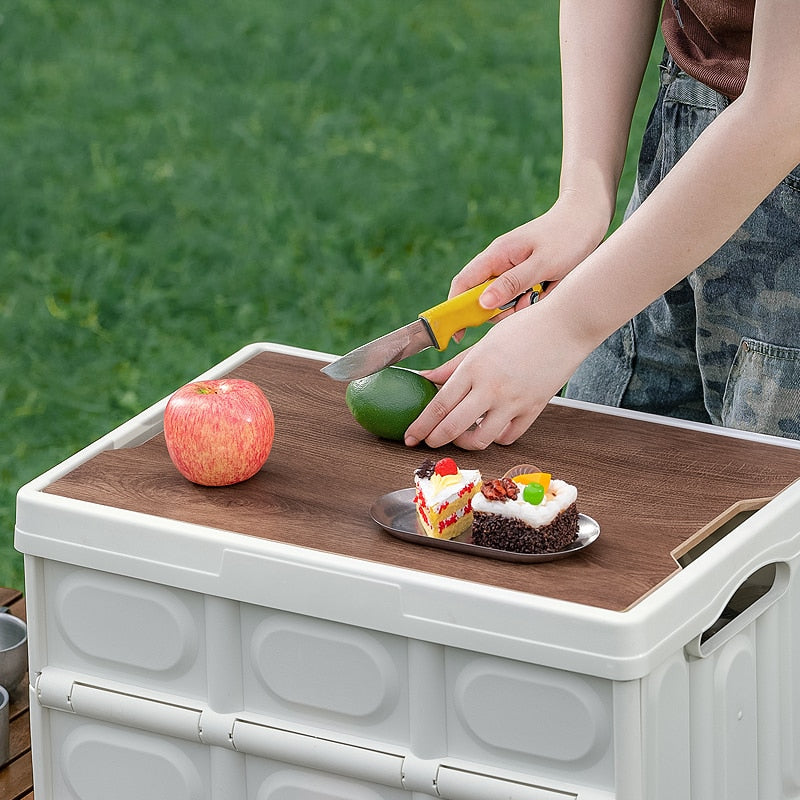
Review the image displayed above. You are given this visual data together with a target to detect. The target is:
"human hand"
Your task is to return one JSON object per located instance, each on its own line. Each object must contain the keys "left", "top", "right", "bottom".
{"left": 449, "top": 195, "right": 610, "bottom": 339}
{"left": 404, "top": 300, "right": 585, "bottom": 450}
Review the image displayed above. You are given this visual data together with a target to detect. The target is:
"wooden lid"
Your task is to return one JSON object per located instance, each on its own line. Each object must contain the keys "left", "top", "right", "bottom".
{"left": 44, "top": 349, "right": 800, "bottom": 611}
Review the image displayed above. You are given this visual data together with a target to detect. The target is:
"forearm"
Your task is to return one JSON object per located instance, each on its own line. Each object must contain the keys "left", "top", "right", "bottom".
{"left": 558, "top": 0, "right": 662, "bottom": 230}
{"left": 550, "top": 91, "right": 800, "bottom": 358}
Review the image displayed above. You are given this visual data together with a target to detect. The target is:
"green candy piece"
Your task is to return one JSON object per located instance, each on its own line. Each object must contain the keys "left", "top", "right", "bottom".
{"left": 523, "top": 482, "right": 545, "bottom": 505}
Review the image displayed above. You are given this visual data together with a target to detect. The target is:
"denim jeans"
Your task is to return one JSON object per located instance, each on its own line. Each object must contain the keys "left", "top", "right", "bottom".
{"left": 565, "top": 52, "right": 800, "bottom": 440}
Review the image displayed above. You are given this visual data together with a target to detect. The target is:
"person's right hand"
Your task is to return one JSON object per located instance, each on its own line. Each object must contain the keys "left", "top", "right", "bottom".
{"left": 449, "top": 192, "right": 612, "bottom": 337}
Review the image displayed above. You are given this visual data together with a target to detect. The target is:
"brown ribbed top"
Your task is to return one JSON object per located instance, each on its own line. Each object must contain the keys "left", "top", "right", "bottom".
{"left": 662, "top": 0, "right": 754, "bottom": 99}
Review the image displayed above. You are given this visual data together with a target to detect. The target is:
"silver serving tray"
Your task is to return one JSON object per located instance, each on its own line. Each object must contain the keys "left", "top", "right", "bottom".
{"left": 370, "top": 487, "right": 600, "bottom": 563}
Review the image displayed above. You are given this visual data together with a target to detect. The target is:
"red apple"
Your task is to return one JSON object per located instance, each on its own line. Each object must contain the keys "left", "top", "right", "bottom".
{"left": 163, "top": 379, "right": 274, "bottom": 486}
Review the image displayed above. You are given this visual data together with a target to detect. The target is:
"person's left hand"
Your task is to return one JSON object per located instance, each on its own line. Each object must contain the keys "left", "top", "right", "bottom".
{"left": 404, "top": 303, "right": 581, "bottom": 449}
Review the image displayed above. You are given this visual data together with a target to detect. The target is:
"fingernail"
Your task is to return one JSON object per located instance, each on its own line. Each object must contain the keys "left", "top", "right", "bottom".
{"left": 404, "top": 435, "right": 418, "bottom": 447}
{"left": 480, "top": 290, "right": 497, "bottom": 308}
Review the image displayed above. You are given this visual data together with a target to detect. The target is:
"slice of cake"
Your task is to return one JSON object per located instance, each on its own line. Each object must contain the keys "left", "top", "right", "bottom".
{"left": 471, "top": 468, "right": 579, "bottom": 554}
{"left": 413, "top": 457, "right": 482, "bottom": 540}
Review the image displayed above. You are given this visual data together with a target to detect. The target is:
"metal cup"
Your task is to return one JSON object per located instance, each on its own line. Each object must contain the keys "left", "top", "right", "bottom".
{"left": 0, "top": 613, "right": 28, "bottom": 692}
{"left": 0, "top": 686, "right": 9, "bottom": 766}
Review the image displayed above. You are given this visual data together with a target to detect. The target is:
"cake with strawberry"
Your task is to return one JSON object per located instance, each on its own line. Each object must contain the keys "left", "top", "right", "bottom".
{"left": 413, "top": 457, "right": 482, "bottom": 539}
{"left": 471, "top": 467, "right": 579, "bottom": 554}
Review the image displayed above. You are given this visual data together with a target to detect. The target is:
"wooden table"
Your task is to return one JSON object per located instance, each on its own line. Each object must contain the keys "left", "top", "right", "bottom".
{"left": 0, "top": 588, "right": 32, "bottom": 800}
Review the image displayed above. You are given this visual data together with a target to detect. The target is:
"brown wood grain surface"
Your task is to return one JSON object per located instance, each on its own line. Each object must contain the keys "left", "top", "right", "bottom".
{"left": 44, "top": 349, "right": 800, "bottom": 612}
{"left": 0, "top": 587, "right": 32, "bottom": 800}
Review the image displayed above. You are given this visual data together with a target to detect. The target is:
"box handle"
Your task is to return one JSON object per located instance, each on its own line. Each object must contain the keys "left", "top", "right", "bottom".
{"left": 684, "top": 560, "right": 789, "bottom": 658}
{"left": 670, "top": 495, "right": 791, "bottom": 658}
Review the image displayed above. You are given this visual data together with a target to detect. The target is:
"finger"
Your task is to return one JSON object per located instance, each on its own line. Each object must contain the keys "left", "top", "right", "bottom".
{"left": 450, "top": 407, "right": 515, "bottom": 451}
{"left": 404, "top": 378, "right": 472, "bottom": 447}
{"left": 511, "top": 290, "right": 534, "bottom": 314}
{"left": 410, "top": 386, "right": 489, "bottom": 449}
{"left": 478, "top": 268, "right": 531, "bottom": 309}
{"left": 450, "top": 249, "right": 499, "bottom": 298}
{"left": 494, "top": 413, "right": 539, "bottom": 446}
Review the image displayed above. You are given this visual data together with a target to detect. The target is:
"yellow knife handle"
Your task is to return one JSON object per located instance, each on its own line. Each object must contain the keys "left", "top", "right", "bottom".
{"left": 419, "top": 279, "right": 543, "bottom": 350}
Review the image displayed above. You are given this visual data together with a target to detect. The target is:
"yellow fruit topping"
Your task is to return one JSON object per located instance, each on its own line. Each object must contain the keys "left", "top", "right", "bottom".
{"left": 513, "top": 472, "right": 551, "bottom": 491}
{"left": 429, "top": 471, "right": 462, "bottom": 498}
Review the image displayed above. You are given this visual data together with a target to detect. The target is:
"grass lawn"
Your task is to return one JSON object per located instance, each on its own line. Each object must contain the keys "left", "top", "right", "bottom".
{"left": 1, "top": 0, "right": 661, "bottom": 591}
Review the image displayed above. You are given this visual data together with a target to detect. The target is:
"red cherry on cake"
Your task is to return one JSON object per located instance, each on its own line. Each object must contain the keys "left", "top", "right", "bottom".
{"left": 434, "top": 457, "right": 459, "bottom": 476}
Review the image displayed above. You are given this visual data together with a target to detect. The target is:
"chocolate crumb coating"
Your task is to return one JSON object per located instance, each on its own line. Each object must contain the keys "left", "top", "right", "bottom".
{"left": 472, "top": 502, "right": 579, "bottom": 554}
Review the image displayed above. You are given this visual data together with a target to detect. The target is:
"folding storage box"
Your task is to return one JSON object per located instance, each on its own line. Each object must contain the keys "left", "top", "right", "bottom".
{"left": 15, "top": 343, "right": 800, "bottom": 800}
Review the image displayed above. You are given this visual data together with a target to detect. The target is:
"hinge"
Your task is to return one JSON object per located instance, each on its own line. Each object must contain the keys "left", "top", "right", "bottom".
{"left": 35, "top": 667, "right": 581, "bottom": 799}
{"left": 435, "top": 765, "right": 578, "bottom": 800}
{"left": 36, "top": 667, "right": 203, "bottom": 742}
{"left": 231, "top": 718, "right": 405, "bottom": 788}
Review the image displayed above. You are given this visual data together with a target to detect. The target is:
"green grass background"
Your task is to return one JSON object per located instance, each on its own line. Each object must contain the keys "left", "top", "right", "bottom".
{"left": 1, "top": 0, "right": 661, "bottom": 591}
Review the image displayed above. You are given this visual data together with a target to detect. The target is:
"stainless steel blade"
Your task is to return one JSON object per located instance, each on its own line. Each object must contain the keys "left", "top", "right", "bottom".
{"left": 321, "top": 319, "right": 436, "bottom": 381}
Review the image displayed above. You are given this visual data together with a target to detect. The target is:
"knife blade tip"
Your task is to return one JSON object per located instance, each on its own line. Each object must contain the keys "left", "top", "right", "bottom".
{"left": 320, "top": 363, "right": 350, "bottom": 381}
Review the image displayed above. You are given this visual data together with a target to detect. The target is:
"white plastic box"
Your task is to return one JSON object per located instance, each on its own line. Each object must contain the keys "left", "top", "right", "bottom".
{"left": 15, "top": 343, "right": 800, "bottom": 800}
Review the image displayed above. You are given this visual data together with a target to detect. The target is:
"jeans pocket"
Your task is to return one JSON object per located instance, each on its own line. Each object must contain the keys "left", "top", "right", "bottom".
{"left": 722, "top": 338, "right": 800, "bottom": 440}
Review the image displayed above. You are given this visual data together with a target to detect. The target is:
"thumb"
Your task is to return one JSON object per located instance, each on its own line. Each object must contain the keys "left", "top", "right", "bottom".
{"left": 480, "top": 269, "right": 529, "bottom": 309}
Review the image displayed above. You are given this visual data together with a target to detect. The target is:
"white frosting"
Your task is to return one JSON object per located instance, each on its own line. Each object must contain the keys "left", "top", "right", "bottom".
{"left": 472, "top": 478, "right": 577, "bottom": 527}
{"left": 415, "top": 469, "right": 481, "bottom": 505}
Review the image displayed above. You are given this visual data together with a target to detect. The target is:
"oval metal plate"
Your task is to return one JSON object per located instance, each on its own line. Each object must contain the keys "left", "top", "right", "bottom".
{"left": 370, "top": 487, "right": 600, "bottom": 563}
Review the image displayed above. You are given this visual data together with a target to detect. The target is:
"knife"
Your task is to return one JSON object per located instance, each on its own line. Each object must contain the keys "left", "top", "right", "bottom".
{"left": 321, "top": 279, "right": 543, "bottom": 381}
